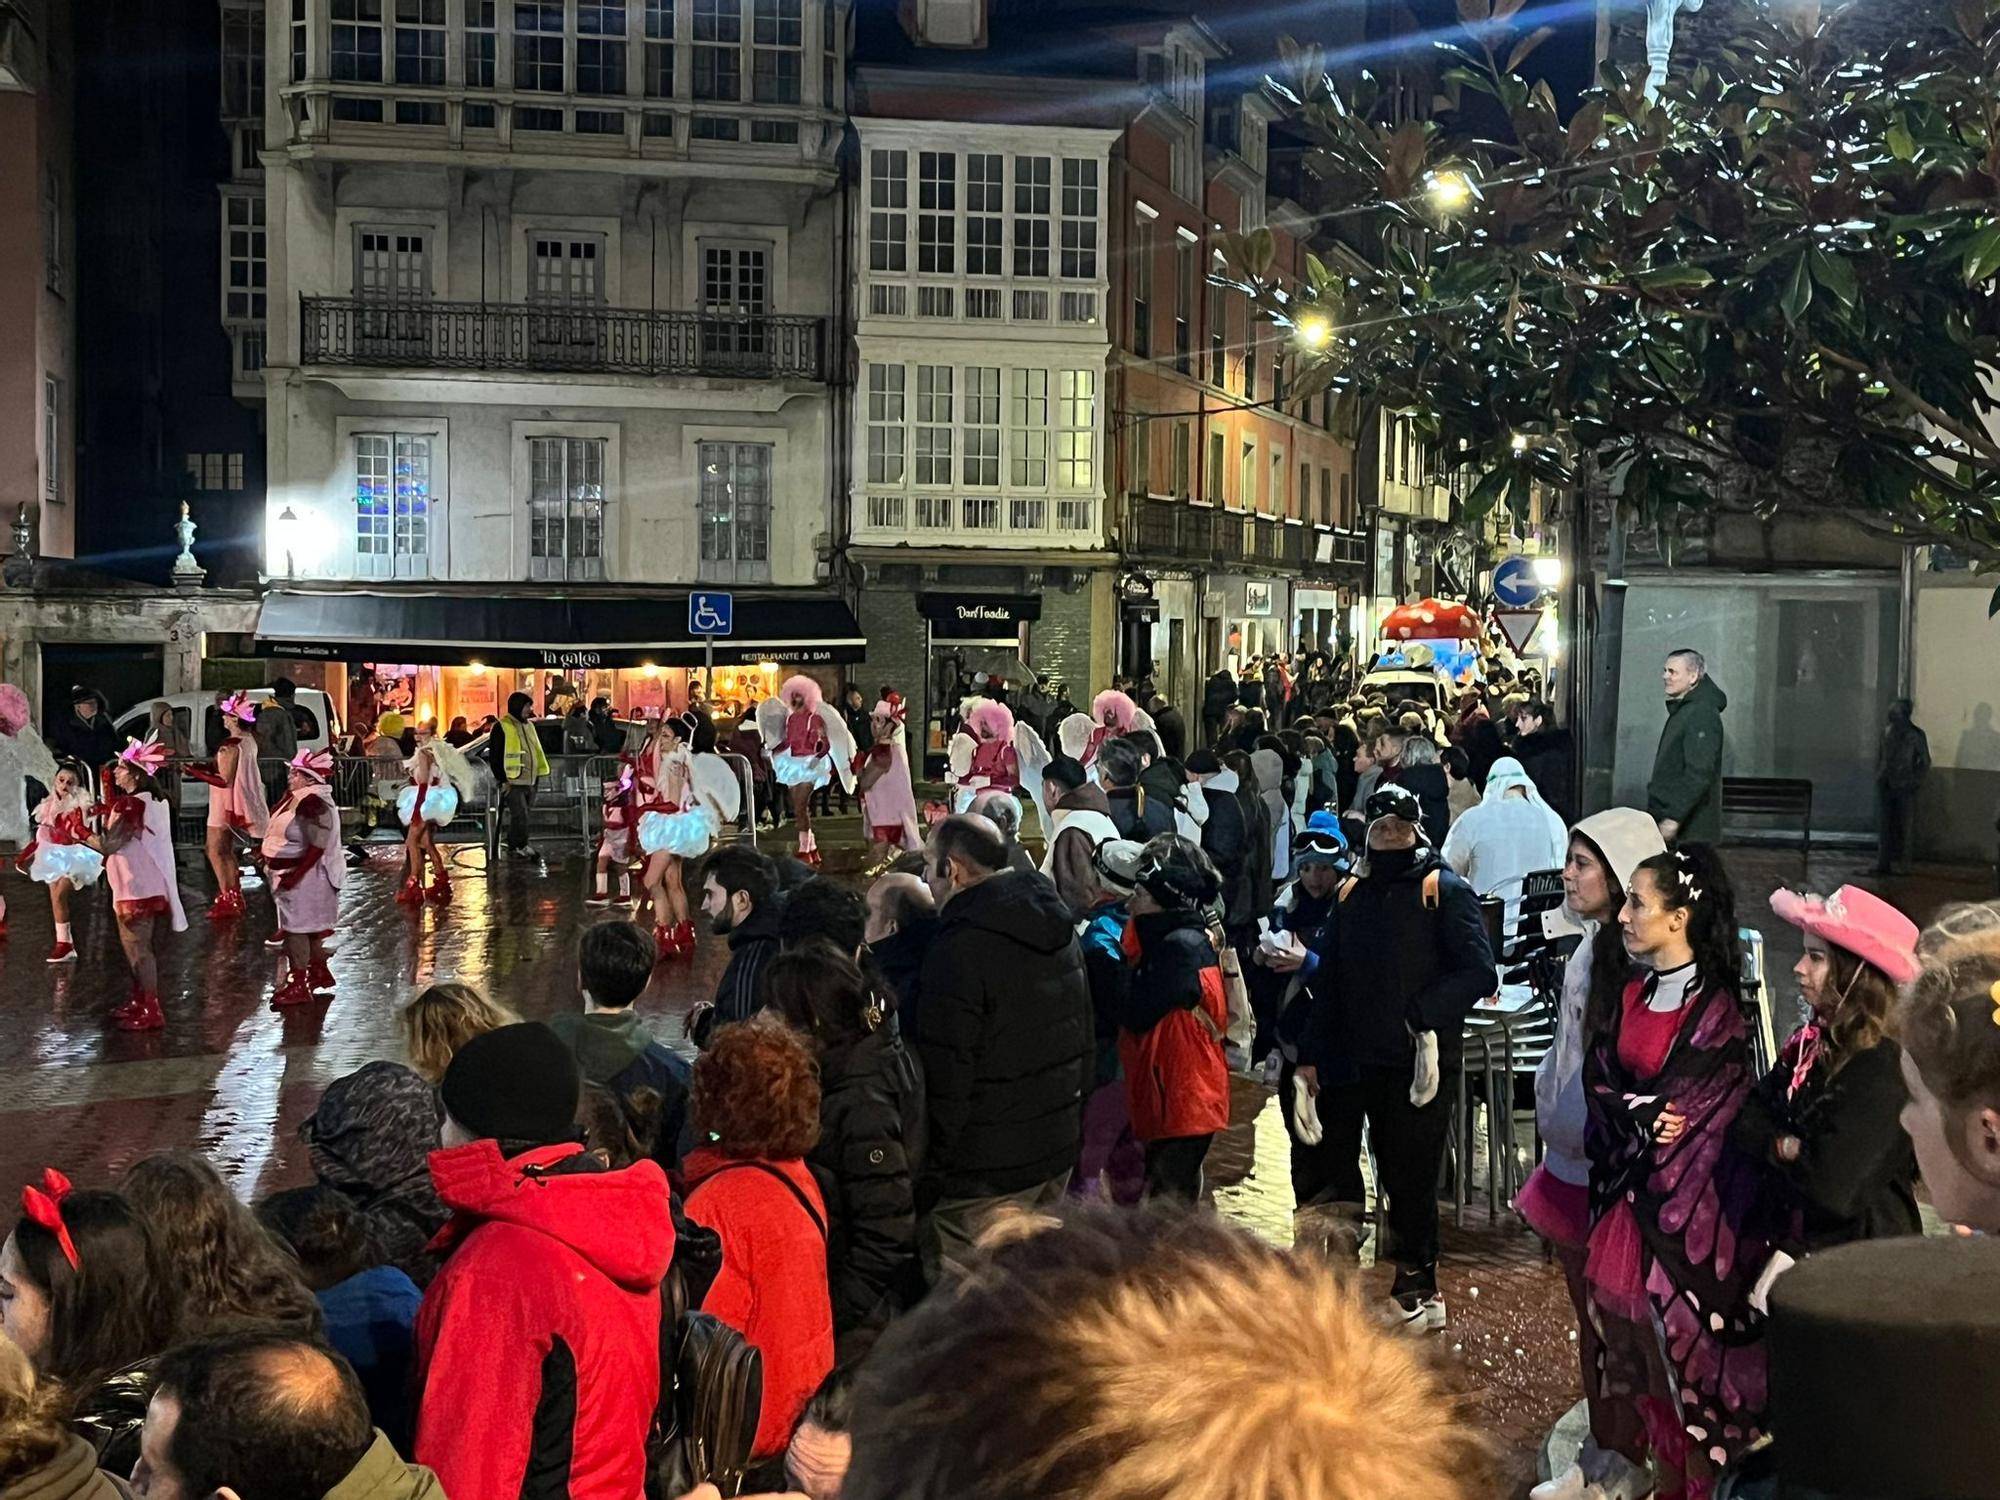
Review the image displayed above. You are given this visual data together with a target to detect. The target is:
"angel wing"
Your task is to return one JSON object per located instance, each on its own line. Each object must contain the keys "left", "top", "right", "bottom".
{"left": 13, "top": 725, "right": 58, "bottom": 790}
{"left": 1129, "top": 706, "right": 1158, "bottom": 736}
{"left": 817, "top": 702, "right": 858, "bottom": 793}
{"left": 1175, "top": 779, "right": 1208, "bottom": 844}
{"left": 946, "top": 731, "right": 976, "bottom": 783}
{"left": 754, "top": 695, "right": 789, "bottom": 752}
{"left": 426, "top": 738, "right": 480, "bottom": 799}
{"left": 1012, "top": 721, "right": 1054, "bottom": 839}
{"left": 1057, "top": 712, "right": 1094, "bottom": 760}
{"left": 689, "top": 752, "right": 743, "bottom": 826}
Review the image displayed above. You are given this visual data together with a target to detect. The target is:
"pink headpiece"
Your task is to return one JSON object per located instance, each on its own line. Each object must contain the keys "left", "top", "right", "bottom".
{"left": 118, "top": 739, "right": 171, "bottom": 775}
{"left": 0, "top": 683, "right": 29, "bottom": 738}
{"left": 873, "top": 698, "right": 906, "bottom": 727}
{"left": 1092, "top": 689, "right": 1139, "bottom": 732}
{"left": 289, "top": 747, "right": 334, "bottom": 784}
{"left": 780, "top": 675, "right": 823, "bottom": 713}
{"left": 220, "top": 691, "right": 260, "bottom": 727}
{"left": 965, "top": 699, "right": 1015, "bottom": 741}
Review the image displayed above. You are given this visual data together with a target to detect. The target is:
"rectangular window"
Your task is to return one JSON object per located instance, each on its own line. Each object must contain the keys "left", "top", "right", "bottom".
{"left": 1173, "top": 421, "right": 1191, "bottom": 499}
{"left": 1319, "top": 467, "right": 1332, "bottom": 525}
{"left": 965, "top": 153, "right": 1002, "bottom": 276}
{"left": 869, "top": 284, "right": 907, "bottom": 316}
{"left": 822, "top": 0, "right": 836, "bottom": 108}
{"left": 1242, "top": 311, "right": 1257, "bottom": 401}
{"left": 577, "top": 0, "right": 627, "bottom": 95}
{"left": 228, "top": 453, "right": 247, "bottom": 490}
{"left": 1009, "top": 369, "right": 1048, "bottom": 486}
{"left": 918, "top": 151, "right": 955, "bottom": 275}
{"left": 42, "top": 377, "right": 58, "bottom": 500}
{"left": 513, "top": 0, "right": 564, "bottom": 91}
{"left": 529, "top": 436, "right": 608, "bottom": 581}
{"left": 700, "top": 243, "right": 770, "bottom": 365}
{"left": 866, "top": 363, "right": 905, "bottom": 485}
{"left": 42, "top": 171, "right": 60, "bottom": 295}
{"left": 293, "top": 0, "right": 308, "bottom": 83}
{"left": 693, "top": 0, "right": 742, "bottom": 100}
{"left": 1239, "top": 439, "right": 1255, "bottom": 509}
{"left": 698, "top": 441, "right": 773, "bottom": 581}
{"left": 1012, "top": 156, "right": 1051, "bottom": 277}
{"left": 915, "top": 494, "right": 952, "bottom": 529}
{"left": 1340, "top": 471, "right": 1352, "bottom": 527}
{"left": 354, "top": 433, "right": 431, "bottom": 577}
{"left": 963, "top": 366, "right": 1000, "bottom": 486}
{"left": 960, "top": 497, "right": 1000, "bottom": 531}
{"left": 915, "top": 365, "right": 953, "bottom": 485}
{"left": 917, "top": 283, "right": 947, "bottom": 321}
{"left": 1174, "top": 237, "right": 1194, "bottom": 374}
{"left": 1300, "top": 462, "right": 1311, "bottom": 519}
{"left": 866, "top": 494, "right": 906, "bottom": 530}
{"left": 965, "top": 287, "right": 1001, "bottom": 319}
{"left": 752, "top": 0, "right": 801, "bottom": 103}
{"left": 221, "top": 0, "right": 266, "bottom": 118}
{"left": 1057, "top": 494, "right": 1093, "bottom": 531}
{"left": 1207, "top": 273, "right": 1225, "bottom": 386}
{"left": 332, "top": 0, "right": 385, "bottom": 81}
{"left": 1128, "top": 416, "right": 1147, "bottom": 496}
{"left": 1270, "top": 449, "right": 1284, "bottom": 513}
{"left": 1056, "top": 369, "right": 1094, "bottom": 489}
{"left": 643, "top": 0, "right": 672, "bottom": 95}
{"left": 529, "top": 236, "right": 604, "bottom": 303}
{"left": 355, "top": 227, "right": 428, "bottom": 299}
{"left": 1130, "top": 212, "right": 1152, "bottom": 358}
{"left": 1207, "top": 429, "right": 1225, "bottom": 502}
{"left": 223, "top": 196, "right": 267, "bottom": 320}
{"left": 465, "top": 0, "right": 496, "bottom": 86}
{"left": 238, "top": 328, "right": 267, "bottom": 377}
{"left": 1009, "top": 497, "right": 1046, "bottom": 531}
{"left": 394, "top": 0, "right": 445, "bottom": 86}
{"left": 1059, "top": 158, "right": 1098, "bottom": 278}
{"left": 868, "top": 149, "right": 908, "bottom": 273}
{"left": 750, "top": 118, "right": 797, "bottom": 143}
{"left": 1011, "top": 288, "right": 1048, "bottom": 320}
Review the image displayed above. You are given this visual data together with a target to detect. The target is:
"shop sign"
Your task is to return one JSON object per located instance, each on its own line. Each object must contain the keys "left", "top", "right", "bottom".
{"left": 540, "top": 649, "right": 604, "bottom": 670}
{"left": 458, "top": 672, "right": 498, "bottom": 721}
{"left": 919, "top": 594, "right": 1041, "bottom": 640}
{"left": 1245, "top": 581, "right": 1275, "bottom": 617}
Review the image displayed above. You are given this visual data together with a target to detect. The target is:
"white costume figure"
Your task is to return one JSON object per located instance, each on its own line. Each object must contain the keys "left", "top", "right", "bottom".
{"left": 198, "top": 690, "right": 270, "bottom": 921}
{"left": 947, "top": 699, "right": 1022, "bottom": 815}
{"left": 94, "top": 739, "right": 186, "bottom": 1032}
{"left": 263, "top": 748, "right": 345, "bottom": 1009}
{"left": 756, "top": 676, "right": 857, "bottom": 865}
{"left": 855, "top": 696, "right": 922, "bottom": 862}
{"left": 591, "top": 755, "right": 642, "bottom": 908}
{"left": 0, "top": 682, "right": 57, "bottom": 943}
{"left": 396, "top": 736, "right": 475, "bottom": 907}
{"left": 1057, "top": 688, "right": 1158, "bottom": 775}
{"left": 634, "top": 712, "right": 741, "bottom": 960}
{"left": 18, "top": 761, "right": 100, "bottom": 966}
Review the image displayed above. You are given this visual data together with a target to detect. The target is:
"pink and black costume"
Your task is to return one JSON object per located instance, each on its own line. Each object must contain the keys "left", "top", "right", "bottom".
{"left": 262, "top": 749, "right": 345, "bottom": 1004}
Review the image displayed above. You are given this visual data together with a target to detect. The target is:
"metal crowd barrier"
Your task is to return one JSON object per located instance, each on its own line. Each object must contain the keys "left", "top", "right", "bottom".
{"left": 483, "top": 750, "right": 762, "bottom": 858}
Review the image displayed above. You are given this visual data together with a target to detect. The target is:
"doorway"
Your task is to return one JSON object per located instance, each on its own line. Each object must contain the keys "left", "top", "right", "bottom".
{"left": 39, "top": 643, "right": 166, "bottom": 730}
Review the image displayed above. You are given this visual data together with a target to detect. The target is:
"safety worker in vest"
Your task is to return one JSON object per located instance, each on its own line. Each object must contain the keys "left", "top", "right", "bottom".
{"left": 485, "top": 690, "right": 551, "bottom": 859}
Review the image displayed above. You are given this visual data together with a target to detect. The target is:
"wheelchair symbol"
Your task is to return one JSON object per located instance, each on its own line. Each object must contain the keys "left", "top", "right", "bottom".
{"left": 692, "top": 598, "right": 728, "bottom": 633}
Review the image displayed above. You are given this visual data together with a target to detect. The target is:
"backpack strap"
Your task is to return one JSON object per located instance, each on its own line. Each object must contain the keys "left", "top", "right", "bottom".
{"left": 1335, "top": 876, "right": 1360, "bottom": 904}
{"left": 707, "top": 1161, "right": 828, "bottom": 1242}
{"left": 1422, "top": 869, "right": 1441, "bottom": 910}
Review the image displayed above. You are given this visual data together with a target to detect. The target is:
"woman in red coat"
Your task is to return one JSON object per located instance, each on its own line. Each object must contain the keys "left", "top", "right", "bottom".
{"left": 1119, "top": 834, "right": 1232, "bottom": 1201}
{"left": 680, "top": 1013, "right": 834, "bottom": 1466}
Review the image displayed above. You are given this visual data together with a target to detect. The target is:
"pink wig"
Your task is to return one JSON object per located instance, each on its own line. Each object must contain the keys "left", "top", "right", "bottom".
{"left": 964, "top": 699, "right": 1015, "bottom": 741}
{"left": 0, "top": 683, "right": 28, "bottom": 738}
{"left": 779, "top": 674, "right": 823, "bottom": 713}
{"left": 1092, "top": 689, "right": 1139, "bottom": 732}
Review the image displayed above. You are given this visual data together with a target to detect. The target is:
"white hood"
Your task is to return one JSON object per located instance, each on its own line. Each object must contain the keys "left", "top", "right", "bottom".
{"left": 1571, "top": 805, "right": 1666, "bottom": 892}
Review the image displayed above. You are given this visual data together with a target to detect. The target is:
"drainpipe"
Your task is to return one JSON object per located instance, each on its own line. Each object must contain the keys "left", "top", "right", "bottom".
{"left": 1897, "top": 543, "right": 1916, "bottom": 699}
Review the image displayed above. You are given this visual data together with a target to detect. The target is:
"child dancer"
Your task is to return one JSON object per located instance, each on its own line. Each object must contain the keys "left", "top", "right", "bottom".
{"left": 17, "top": 761, "right": 103, "bottom": 963}
{"left": 88, "top": 741, "right": 186, "bottom": 1031}
{"left": 395, "top": 733, "right": 475, "bottom": 906}
{"left": 191, "top": 691, "right": 270, "bottom": 921}
{"left": 0, "top": 682, "right": 60, "bottom": 943}
{"left": 639, "top": 711, "right": 728, "bottom": 960}
{"left": 589, "top": 754, "right": 640, "bottom": 908}
{"left": 756, "top": 676, "right": 856, "bottom": 867}
{"left": 262, "top": 748, "right": 344, "bottom": 1009}
{"left": 856, "top": 697, "right": 921, "bottom": 869}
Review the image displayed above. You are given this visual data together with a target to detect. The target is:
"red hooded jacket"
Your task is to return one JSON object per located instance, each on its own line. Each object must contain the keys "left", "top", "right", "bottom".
{"left": 1117, "top": 913, "right": 1232, "bottom": 1142}
{"left": 680, "top": 1148, "right": 834, "bottom": 1460}
{"left": 414, "top": 1141, "right": 674, "bottom": 1500}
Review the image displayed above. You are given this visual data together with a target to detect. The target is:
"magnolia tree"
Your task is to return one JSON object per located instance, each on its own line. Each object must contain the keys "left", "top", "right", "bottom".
{"left": 1234, "top": 0, "right": 2000, "bottom": 582}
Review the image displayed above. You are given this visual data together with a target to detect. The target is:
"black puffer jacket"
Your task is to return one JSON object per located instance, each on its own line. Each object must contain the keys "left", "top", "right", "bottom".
{"left": 1512, "top": 726, "right": 1574, "bottom": 822}
{"left": 916, "top": 870, "right": 1093, "bottom": 1200}
{"left": 301, "top": 1061, "right": 449, "bottom": 1286}
{"left": 1386, "top": 761, "right": 1451, "bottom": 848}
{"left": 1106, "top": 783, "right": 1176, "bottom": 841}
{"left": 809, "top": 1027, "right": 927, "bottom": 1336}
{"left": 711, "top": 895, "right": 787, "bottom": 1033}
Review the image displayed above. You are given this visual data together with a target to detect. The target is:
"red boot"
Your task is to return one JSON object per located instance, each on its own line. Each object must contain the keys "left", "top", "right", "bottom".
{"left": 674, "top": 920, "right": 697, "bottom": 957}
{"left": 46, "top": 941, "right": 76, "bottom": 965}
{"left": 114, "top": 992, "right": 165, "bottom": 1031}
{"left": 395, "top": 877, "right": 425, "bottom": 906}
{"left": 653, "top": 924, "right": 676, "bottom": 963}
{"left": 271, "top": 968, "right": 315, "bottom": 1009}
{"left": 307, "top": 958, "right": 336, "bottom": 993}
{"left": 208, "top": 888, "right": 244, "bottom": 921}
{"left": 426, "top": 872, "right": 452, "bottom": 905}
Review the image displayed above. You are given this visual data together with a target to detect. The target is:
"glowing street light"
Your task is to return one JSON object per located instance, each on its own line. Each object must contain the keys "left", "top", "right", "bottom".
{"left": 1426, "top": 169, "right": 1472, "bottom": 211}
{"left": 1532, "top": 556, "right": 1564, "bottom": 588}
{"left": 1295, "top": 313, "right": 1333, "bottom": 350}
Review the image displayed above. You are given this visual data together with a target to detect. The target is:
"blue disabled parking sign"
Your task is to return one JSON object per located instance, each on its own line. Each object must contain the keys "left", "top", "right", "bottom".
{"left": 689, "top": 591, "right": 733, "bottom": 637}
{"left": 1491, "top": 556, "right": 1540, "bottom": 609}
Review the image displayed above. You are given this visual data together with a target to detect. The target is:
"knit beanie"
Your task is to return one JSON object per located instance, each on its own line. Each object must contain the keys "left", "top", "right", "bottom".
{"left": 440, "top": 1022, "right": 582, "bottom": 1146}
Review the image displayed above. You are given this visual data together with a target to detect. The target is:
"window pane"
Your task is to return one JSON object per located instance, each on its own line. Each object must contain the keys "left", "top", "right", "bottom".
{"left": 577, "top": 1, "right": 627, "bottom": 95}
{"left": 918, "top": 152, "right": 955, "bottom": 275}
{"left": 513, "top": 0, "right": 564, "bottom": 91}
{"left": 1012, "top": 156, "right": 1050, "bottom": 277}
{"left": 693, "top": 0, "right": 742, "bottom": 99}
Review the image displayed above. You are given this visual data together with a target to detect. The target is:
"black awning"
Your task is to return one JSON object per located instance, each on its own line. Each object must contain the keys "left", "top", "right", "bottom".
{"left": 254, "top": 589, "right": 865, "bottom": 668}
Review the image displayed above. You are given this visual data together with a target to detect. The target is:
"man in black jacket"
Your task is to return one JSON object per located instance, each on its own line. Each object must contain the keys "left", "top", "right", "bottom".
{"left": 690, "top": 846, "right": 785, "bottom": 1045}
{"left": 1147, "top": 694, "right": 1188, "bottom": 762}
{"left": 1510, "top": 699, "right": 1574, "bottom": 822}
{"left": 1099, "top": 737, "right": 1176, "bottom": 841}
{"left": 1187, "top": 750, "right": 1249, "bottom": 930}
{"left": 52, "top": 684, "right": 121, "bottom": 771}
{"left": 1201, "top": 668, "right": 1239, "bottom": 748}
{"left": 549, "top": 919, "right": 692, "bottom": 1168}
{"left": 916, "top": 815, "right": 1092, "bottom": 1282}
{"left": 1274, "top": 784, "right": 1495, "bottom": 1332}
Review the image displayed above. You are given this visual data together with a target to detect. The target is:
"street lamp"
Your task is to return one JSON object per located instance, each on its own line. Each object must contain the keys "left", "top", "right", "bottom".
{"left": 1532, "top": 556, "right": 1564, "bottom": 588}
{"left": 1426, "top": 169, "right": 1472, "bottom": 212}
{"left": 275, "top": 505, "right": 299, "bottom": 581}
{"left": 1294, "top": 313, "right": 1332, "bottom": 350}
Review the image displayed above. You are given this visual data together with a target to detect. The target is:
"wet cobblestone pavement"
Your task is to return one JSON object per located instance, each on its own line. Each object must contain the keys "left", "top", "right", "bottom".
{"left": 0, "top": 826, "right": 1981, "bottom": 1496}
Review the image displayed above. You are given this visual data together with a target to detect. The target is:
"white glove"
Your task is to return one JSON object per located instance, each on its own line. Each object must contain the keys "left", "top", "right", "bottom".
{"left": 1748, "top": 1249, "right": 1797, "bottom": 1315}
{"left": 1410, "top": 1029, "right": 1441, "bottom": 1108}
{"left": 1290, "top": 1074, "right": 1324, "bottom": 1145}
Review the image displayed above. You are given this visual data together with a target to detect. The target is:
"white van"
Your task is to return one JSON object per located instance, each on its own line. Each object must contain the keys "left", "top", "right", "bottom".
{"left": 108, "top": 688, "right": 338, "bottom": 817}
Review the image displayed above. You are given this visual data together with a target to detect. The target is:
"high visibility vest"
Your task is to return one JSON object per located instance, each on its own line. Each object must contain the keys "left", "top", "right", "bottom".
{"left": 499, "top": 717, "right": 550, "bottom": 783}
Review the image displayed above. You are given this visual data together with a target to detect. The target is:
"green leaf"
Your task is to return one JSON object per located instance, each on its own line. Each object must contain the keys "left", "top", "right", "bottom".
{"left": 1809, "top": 247, "right": 1858, "bottom": 309}
{"left": 1963, "top": 225, "right": 2000, "bottom": 284}
{"left": 1885, "top": 121, "right": 1916, "bottom": 162}
{"left": 1780, "top": 255, "right": 1813, "bottom": 325}
{"left": 1462, "top": 464, "right": 1512, "bottom": 521}
{"left": 1632, "top": 264, "right": 1715, "bottom": 291}
{"left": 1507, "top": 26, "right": 1554, "bottom": 75}
{"left": 1987, "top": 581, "right": 2000, "bottom": 619}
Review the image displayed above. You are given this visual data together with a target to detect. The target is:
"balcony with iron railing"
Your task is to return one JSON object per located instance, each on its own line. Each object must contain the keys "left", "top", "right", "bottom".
{"left": 299, "top": 297, "right": 826, "bottom": 381}
{"left": 1126, "top": 495, "right": 1367, "bottom": 575}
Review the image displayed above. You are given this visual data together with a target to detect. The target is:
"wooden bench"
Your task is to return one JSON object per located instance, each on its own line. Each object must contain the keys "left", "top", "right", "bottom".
{"left": 1722, "top": 776, "right": 1813, "bottom": 868}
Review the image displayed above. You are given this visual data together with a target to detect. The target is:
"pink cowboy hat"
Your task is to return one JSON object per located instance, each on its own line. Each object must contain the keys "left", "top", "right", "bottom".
{"left": 1769, "top": 884, "right": 1921, "bottom": 986}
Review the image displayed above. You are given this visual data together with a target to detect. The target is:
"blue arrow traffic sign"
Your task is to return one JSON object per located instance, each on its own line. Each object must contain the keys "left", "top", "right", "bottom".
{"left": 689, "top": 591, "right": 734, "bottom": 637}
{"left": 1491, "top": 555, "right": 1540, "bottom": 609}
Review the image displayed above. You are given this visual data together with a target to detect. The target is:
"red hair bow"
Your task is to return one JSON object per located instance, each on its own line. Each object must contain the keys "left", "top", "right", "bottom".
{"left": 21, "top": 1168, "right": 78, "bottom": 1270}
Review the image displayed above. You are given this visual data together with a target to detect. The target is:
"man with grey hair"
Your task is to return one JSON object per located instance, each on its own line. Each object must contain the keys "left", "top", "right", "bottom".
{"left": 969, "top": 789, "right": 1037, "bottom": 874}
{"left": 1098, "top": 736, "right": 1175, "bottom": 841}
{"left": 1647, "top": 647, "right": 1727, "bottom": 844}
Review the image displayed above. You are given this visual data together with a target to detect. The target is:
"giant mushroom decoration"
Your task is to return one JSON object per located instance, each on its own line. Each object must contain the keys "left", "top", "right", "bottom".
{"left": 1380, "top": 598, "right": 1481, "bottom": 641}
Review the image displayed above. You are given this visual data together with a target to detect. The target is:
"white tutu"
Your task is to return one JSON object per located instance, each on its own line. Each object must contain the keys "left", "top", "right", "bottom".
{"left": 950, "top": 785, "right": 977, "bottom": 814}
{"left": 396, "top": 784, "right": 460, "bottom": 828}
{"left": 772, "top": 750, "right": 831, "bottom": 789}
{"left": 638, "top": 805, "right": 720, "bottom": 857}
{"left": 29, "top": 841, "right": 103, "bottom": 888}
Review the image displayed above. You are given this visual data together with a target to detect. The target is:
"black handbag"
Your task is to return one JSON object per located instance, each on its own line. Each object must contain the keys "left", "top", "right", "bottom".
{"left": 648, "top": 1203, "right": 761, "bottom": 1498}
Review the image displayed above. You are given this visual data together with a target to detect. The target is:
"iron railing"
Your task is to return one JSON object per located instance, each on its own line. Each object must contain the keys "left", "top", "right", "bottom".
{"left": 1124, "top": 496, "right": 1369, "bottom": 576}
{"left": 300, "top": 296, "right": 827, "bottom": 381}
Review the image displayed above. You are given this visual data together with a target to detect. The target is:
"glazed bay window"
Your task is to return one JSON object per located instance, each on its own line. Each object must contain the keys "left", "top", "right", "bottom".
{"left": 576, "top": 1, "right": 627, "bottom": 95}
{"left": 223, "top": 195, "right": 267, "bottom": 321}
{"left": 644, "top": 0, "right": 672, "bottom": 95}
{"left": 919, "top": 152, "right": 956, "bottom": 274}
{"left": 221, "top": 0, "right": 264, "bottom": 119}
{"left": 869, "top": 149, "right": 909, "bottom": 273}
{"left": 394, "top": 0, "right": 445, "bottom": 87}
{"left": 514, "top": 0, "right": 564, "bottom": 91}
{"left": 464, "top": 0, "right": 496, "bottom": 86}
{"left": 866, "top": 364, "right": 906, "bottom": 484}
{"left": 915, "top": 365, "right": 953, "bottom": 485}
{"left": 693, "top": 0, "right": 742, "bottom": 100}
{"left": 698, "top": 441, "right": 772, "bottom": 583}
{"left": 1013, "top": 156, "right": 1051, "bottom": 277}
{"left": 752, "top": 0, "right": 802, "bottom": 103}
{"left": 528, "top": 437, "right": 607, "bottom": 581}
{"left": 354, "top": 433, "right": 432, "bottom": 579}
{"left": 966, "top": 153, "right": 1003, "bottom": 276}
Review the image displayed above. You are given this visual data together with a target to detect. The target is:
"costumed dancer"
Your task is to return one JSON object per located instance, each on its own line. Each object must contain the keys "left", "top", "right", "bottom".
{"left": 637, "top": 711, "right": 743, "bottom": 958}
{"left": 17, "top": 761, "right": 103, "bottom": 964}
{"left": 87, "top": 741, "right": 186, "bottom": 1032}
{"left": 186, "top": 691, "right": 270, "bottom": 921}
{"left": 394, "top": 734, "right": 475, "bottom": 907}
{"left": 0, "top": 683, "right": 60, "bottom": 942}
{"left": 946, "top": 699, "right": 1021, "bottom": 815}
{"left": 590, "top": 754, "right": 641, "bottom": 908}
{"left": 1057, "top": 689, "right": 1157, "bottom": 772}
{"left": 756, "top": 676, "right": 856, "bottom": 867}
{"left": 262, "top": 748, "right": 345, "bottom": 1009}
{"left": 854, "top": 695, "right": 921, "bottom": 868}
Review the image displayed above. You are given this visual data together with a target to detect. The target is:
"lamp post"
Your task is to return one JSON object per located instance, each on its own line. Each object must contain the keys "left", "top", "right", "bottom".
{"left": 275, "top": 505, "right": 299, "bottom": 581}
